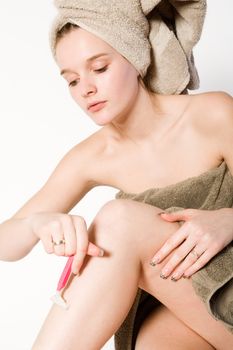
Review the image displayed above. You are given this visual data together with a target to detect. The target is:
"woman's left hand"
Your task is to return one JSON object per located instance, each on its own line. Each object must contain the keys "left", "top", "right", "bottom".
{"left": 150, "top": 208, "right": 233, "bottom": 281}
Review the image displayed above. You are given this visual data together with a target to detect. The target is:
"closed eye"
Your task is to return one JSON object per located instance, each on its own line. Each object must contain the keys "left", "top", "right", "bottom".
{"left": 94, "top": 66, "right": 108, "bottom": 73}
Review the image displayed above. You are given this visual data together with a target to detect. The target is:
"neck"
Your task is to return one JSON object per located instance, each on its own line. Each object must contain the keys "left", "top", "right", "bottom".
{"left": 109, "top": 85, "right": 166, "bottom": 144}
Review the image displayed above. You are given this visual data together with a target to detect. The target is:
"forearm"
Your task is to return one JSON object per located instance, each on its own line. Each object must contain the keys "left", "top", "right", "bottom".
{"left": 0, "top": 216, "right": 39, "bottom": 261}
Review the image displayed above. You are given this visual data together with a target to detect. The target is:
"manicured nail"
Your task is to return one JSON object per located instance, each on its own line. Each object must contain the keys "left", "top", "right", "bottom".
{"left": 160, "top": 273, "right": 168, "bottom": 279}
{"left": 171, "top": 276, "right": 178, "bottom": 282}
{"left": 98, "top": 249, "right": 105, "bottom": 257}
{"left": 171, "top": 272, "right": 179, "bottom": 280}
{"left": 150, "top": 257, "right": 160, "bottom": 266}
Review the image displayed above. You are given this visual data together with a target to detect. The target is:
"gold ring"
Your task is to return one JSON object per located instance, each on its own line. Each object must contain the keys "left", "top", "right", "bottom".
{"left": 190, "top": 249, "right": 200, "bottom": 259}
{"left": 53, "top": 239, "right": 66, "bottom": 246}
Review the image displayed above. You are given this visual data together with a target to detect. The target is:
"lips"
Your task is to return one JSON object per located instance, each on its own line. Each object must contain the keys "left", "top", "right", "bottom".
{"left": 88, "top": 101, "right": 106, "bottom": 112}
{"left": 87, "top": 101, "right": 104, "bottom": 109}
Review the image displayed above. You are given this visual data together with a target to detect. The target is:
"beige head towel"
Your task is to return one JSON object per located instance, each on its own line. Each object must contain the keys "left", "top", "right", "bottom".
{"left": 50, "top": 0, "right": 207, "bottom": 94}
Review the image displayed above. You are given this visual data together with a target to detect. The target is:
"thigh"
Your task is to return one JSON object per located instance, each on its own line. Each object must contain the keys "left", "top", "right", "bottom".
{"left": 135, "top": 304, "right": 215, "bottom": 350}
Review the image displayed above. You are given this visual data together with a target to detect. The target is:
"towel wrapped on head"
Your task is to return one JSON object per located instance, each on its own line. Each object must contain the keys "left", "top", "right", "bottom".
{"left": 50, "top": 0, "right": 207, "bottom": 95}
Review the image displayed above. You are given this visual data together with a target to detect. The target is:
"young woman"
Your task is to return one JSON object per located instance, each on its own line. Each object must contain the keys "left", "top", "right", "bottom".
{"left": 1, "top": 4, "right": 233, "bottom": 350}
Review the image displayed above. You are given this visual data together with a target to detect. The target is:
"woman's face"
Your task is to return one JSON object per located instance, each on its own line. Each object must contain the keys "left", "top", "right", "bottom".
{"left": 55, "top": 27, "right": 140, "bottom": 125}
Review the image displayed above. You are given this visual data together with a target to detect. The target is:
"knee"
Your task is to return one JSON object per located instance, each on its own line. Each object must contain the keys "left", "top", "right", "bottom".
{"left": 93, "top": 198, "right": 131, "bottom": 229}
{"left": 87, "top": 199, "right": 139, "bottom": 260}
{"left": 90, "top": 198, "right": 166, "bottom": 246}
{"left": 89, "top": 199, "right": 137, "bottom": 244}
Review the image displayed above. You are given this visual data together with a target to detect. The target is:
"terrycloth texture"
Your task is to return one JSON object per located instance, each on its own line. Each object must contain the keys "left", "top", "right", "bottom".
{"left": 114, "top": 161, "right": 233, "bottom": 350}
{"left": 50, "top": 0, "right": 207, "bottom": 94}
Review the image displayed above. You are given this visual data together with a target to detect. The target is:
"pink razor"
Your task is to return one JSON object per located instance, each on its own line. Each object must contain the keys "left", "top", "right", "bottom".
{"left": 50, "top": 255, "right": 74, "bottom": 310}
{"left": 50, "top": 242, "right": 104, "bottom": 310}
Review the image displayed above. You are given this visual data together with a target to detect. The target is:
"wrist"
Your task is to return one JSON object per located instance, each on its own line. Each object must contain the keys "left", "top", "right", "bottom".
{"left": 23, "top": 215, "right": 40, "bottom": 245}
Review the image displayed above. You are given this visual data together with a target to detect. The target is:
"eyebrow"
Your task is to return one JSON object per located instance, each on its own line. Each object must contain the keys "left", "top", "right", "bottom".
{"left": 60, "top": 53, "right": 110, "bottom": 75}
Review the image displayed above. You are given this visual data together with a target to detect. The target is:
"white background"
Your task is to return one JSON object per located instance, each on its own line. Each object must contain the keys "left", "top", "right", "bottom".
{"left": 0, "top": 1, "right": 232, "bottom": 349}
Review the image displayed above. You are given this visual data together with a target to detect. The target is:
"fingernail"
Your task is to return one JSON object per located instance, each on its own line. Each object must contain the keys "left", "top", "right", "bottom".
{"left": 161, "top": 268, "right": 170, "bottom": 275}
{"left": 160, "top": 273, "right": 168, "bottom": 279}
{"left": 150, "top": 257, "right": 160, "bottom": 266}
{"left": 98, "top": 249, "right": 105, "bottom": 257}
{"left": 171, "top": 276, "right": 178, "bottom": 282}
{"left": 171, "top": 272, "right": 179, "bottom": 280}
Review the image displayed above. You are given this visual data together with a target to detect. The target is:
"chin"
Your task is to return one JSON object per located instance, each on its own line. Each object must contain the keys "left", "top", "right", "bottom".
{"left": 98, "top": 118, "right": 115, "bottom": 126}
{"left": 91, "top": 112, "right": 117, "bottom": 126}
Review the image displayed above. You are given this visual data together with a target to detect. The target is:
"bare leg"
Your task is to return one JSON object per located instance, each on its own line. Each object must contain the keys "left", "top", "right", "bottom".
{"left": 32, "top": 201, "right": 141, "bottom": 350}
{"left": 135, "top": 305, "right": 215, "bottom": 350}
{"left": 31, "top": 199, "right": 233, "bottom": 350}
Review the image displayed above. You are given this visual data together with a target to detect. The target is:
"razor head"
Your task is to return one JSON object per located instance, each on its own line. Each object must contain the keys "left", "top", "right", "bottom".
{"left": 50, "top": 292, "right": 69, "bottom": 310}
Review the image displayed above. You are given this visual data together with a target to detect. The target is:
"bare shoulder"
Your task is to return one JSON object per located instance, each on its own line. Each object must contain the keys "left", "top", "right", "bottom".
{"left": 11, "top": 128, "right": 114, "bottom": 219}
{"left": 69, "top": 126, "right": 120, "bottom": 187}
{"left": 188, "top": 90, "right": 233, "bottom": 169}
{"left": 190, "top": 90, "right": 233, "bottom": 129}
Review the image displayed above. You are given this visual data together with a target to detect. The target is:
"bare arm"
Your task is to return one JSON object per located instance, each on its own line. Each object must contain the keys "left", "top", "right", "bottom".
{"left": 0, "top": 137, "right": 99, "bottom": 262}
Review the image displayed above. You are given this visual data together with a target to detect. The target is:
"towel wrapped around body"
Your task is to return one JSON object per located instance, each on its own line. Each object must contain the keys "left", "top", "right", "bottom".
{"left": 114, "top": 161, "right": 233, "bottom": 350}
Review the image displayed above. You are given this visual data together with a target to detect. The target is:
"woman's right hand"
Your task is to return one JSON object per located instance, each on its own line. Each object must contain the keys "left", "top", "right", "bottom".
{"left": 27, "top": 212, "right": 104, "bottom": 274}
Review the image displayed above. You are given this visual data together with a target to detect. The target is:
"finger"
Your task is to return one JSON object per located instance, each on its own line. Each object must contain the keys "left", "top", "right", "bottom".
{"left": 71, "top": 215, "right": 104, "bottom": 258}
{"left": 159, "top": 239, "right": 197, "bottom": 278}
{"left": 62, "top": 216, "right": 104, "bottom": 256}
{"left": 60, "top": 215, "right": 77, "bottom": 256}
{"left": 87, "top": 241, "right": 105, "bottom": 257}
{"left": 159, "top": 209, "right": 196, "bottom": 222}
{"left": 50, "top": 220, "right": 65, "bottom": 256}
{"left": 150, "top": 225, "right": 188, "bottom": 264}
{"left": 41, "top": 238, "right": 54, "bottom": 254}
{"left": 40, "top": 227, "right": 54, "bottom": 254}
{"left": 72, "top": 216, "right": 89, "bottom": 274}
{"left": 169, "top": 247, "right": 206, "bottom": 280}
{"left": 182, "top": 250, "right": 212, "bottom": 278}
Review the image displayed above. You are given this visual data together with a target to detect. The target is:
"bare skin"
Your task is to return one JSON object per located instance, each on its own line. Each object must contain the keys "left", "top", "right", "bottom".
{"left": 31, "top": 199, "right": 233, "bottom": 350}
{"left": 95, "top": 91, "right": 232, "bottom": 194}
{"left": 1, "top": 27, "right": 232, "bottom": 349}
{"left": 135, "top": 304, "right": 216, "bottom": 350}
{"left": 29, "top": 91, "right": 233, "bottom": 350}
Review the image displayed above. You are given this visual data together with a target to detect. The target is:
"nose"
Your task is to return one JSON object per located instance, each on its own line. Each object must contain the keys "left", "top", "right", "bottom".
{"left": 80, "top": 77, "right": 97, "bottom": 98}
